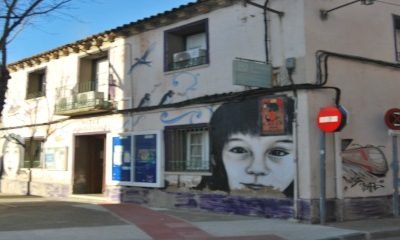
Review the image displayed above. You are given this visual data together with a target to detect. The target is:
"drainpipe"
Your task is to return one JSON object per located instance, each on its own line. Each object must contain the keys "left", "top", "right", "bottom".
{"left": 287, "top": 59, "right": 299, "bottom": 220}
{"left": 125, "top": 42, "right": 134, "bottom": 132}
{"left": 334, "top": 133, "right": 344, "bottom": 221}
{"left": 293, "top": 101, "right": 300, "bottom": 219}
{"left": 244, "top": 0, "right": 284, "bottom": 63}
{"left": 263, "top": 0, "right": 270, "bottom": 63}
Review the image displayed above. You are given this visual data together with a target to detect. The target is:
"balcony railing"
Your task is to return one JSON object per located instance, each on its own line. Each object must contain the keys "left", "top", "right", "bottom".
{"left": 78, "top": 81, "right": 97, "bottom": 93}
{"left": 170, "top": 56, "right": 207, "bottom": 71}
{"left": 54, "top": 81, "right": 113, "bottom": 116}
{"left": 26, "top": 91, "right": 45, "bottom": 99}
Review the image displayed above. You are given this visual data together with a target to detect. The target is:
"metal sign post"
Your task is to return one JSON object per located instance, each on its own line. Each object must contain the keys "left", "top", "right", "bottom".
{"left": 319, "top": 131, "right": 326, "bottom": 225}
{"left": 385, "top": 108, "right": 400, "bottom": 217}
{"left": 317, "top": 105, "right": 347, "bottom": 224}
{"left": 392, "top": 133, "right": 399, "bottom": 217}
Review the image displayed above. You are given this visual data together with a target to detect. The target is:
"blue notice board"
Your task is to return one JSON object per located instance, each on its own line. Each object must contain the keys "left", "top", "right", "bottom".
{"left": 134, "top": 134, "right": 157, "bottom": 183}
{"left": 112, "top": 136, "right": 132, "bottom": 181}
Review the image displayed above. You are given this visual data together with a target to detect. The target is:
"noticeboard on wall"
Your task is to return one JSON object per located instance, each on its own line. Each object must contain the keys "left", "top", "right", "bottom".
{"left": 111, "top": 131, "right": 164, "bottom": 187}
{"left": 44, "top": 147, "right": 68, "bottom": 170}
{"left": 112, "top": 136, "right": 132, "bottom": 182}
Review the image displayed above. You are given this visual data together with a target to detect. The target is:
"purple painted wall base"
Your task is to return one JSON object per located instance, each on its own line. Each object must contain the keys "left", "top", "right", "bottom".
{"left": 1, "top": 180, "right": 393, "bottom": 223}
{"left": 107, "top": 186, "right": 395, "bottom": 223}
{"left": 109, "top": 186, "right": 295, "bottom": 219}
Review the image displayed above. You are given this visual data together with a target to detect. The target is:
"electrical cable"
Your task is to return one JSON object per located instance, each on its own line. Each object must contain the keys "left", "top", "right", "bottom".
{"left": 317, "top": 50, "right": 400, "bottom": 69}
{"left": 315, "top": 50, "right": 400, "bottom": 106}
{"left": 4, "top": 50, "right": 399, "bottom": 131}
{"left": 0, "top": 83, "right": 340, "bottom": 131}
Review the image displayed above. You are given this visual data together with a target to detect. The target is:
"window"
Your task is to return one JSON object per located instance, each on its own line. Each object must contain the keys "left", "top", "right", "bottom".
{"left": 394, "top": 15, "right": 400, "bottom": 61}
{"left": 26, "top": 69, "right": 46, "bottom": 99}
{"left": 164, "top": 124, "right": 209, "bottom": 172}
{"left": 78, "top": 54, "right": 109, "bottom": 95}
{"left": 22, "top": 139, "right": 44, "bottom": 168}
{"left": 164, "top": 19, "right": 209, "bottom": 71}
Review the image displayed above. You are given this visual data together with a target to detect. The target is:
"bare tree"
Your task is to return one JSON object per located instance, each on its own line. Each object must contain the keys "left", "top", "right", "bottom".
{"left": 0, "top": 0, "right": 72, "bottom": 114}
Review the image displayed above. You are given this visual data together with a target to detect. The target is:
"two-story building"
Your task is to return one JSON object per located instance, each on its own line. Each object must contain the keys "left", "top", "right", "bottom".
{"left": 1, "top": 0, "right": 400, "bottom": 223}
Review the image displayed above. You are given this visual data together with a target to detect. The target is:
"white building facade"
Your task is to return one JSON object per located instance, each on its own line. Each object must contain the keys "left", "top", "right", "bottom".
{"left": 1, "top": 0, "right": 400, "bottom": 222}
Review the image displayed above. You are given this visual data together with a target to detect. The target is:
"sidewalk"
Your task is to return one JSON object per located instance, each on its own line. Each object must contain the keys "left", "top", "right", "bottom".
{"left": 103, "top": 203, "right": 400, "bottom": 240}
{"left": 0, "top": 193, "right": 399, "bottom": 240}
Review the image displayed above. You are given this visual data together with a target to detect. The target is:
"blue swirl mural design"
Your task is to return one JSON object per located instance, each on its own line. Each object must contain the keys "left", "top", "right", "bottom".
{"left": 171, "top": 72, "right": 200, "bottom": 99}
{"left": 160, "top": 111, "right": 203, "bottom": 124}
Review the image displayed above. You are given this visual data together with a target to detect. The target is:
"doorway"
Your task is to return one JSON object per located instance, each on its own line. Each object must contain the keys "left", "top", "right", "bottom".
{"left": 73, "top": 134, "right": 106, "bottom": 194}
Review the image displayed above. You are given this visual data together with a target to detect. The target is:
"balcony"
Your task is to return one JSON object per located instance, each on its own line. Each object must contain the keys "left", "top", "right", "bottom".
{"left": 26, "top": 91, "right": 45, "bottom": 100}
{"left": 170, "top": 56, "right": 207, "bottom": 71}
{"left": 54, "top": 81, "right": 113, "bottom": 116}
{"left": 170, "top": 49, "right": 207, "bottom": 71}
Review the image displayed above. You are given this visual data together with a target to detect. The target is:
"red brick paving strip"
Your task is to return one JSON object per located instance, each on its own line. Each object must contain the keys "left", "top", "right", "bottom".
{"left": 103, "top": 203, "right": 285, "bottom": 240}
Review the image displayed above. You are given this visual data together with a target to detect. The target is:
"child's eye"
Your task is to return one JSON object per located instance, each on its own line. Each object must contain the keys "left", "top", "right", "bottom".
{"left": 229, "top": 147, "right": 248, "bottom": 154}
{"left": 268, "top": 148, "right": 289, "bottom": 157}
{"left": 267, "top": 148, "right": 290, "bottom": 163}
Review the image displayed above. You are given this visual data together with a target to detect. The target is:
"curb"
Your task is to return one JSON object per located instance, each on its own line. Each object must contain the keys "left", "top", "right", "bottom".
{"left": 320, "top": 228, "right": 400, "bottom": 240}
{"left": 368, "top": 229, "right": 400, "bottom": 239}
{"left": 319, "top": 232, "right": 366, "bottom": 240}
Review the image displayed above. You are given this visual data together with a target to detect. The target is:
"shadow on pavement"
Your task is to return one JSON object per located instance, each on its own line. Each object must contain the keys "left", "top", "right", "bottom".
{"left": 0, "top": 199, "right": 128, "bottom": 231}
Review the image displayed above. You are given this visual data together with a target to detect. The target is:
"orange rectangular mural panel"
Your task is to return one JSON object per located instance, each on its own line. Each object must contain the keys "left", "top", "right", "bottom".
{"left": 260, "top": 96, "right": 287, "bottom": 135}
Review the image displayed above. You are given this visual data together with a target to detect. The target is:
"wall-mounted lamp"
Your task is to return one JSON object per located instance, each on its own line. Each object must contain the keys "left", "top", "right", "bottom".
{"left": 320, "top": 0, "right": 375, "bottom": 20}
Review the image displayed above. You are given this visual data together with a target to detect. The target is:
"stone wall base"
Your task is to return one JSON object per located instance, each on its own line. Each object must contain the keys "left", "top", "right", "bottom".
{"left": 297, "top": 196, "right": 393, "bottom": 223}
{"left": 1, "top": 179, "right": 70, "bottom": 198}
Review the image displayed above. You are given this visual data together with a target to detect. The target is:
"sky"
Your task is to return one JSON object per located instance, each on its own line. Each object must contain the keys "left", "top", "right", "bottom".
{"left": 8, "top": 0, "right": 195, "bottom": 63}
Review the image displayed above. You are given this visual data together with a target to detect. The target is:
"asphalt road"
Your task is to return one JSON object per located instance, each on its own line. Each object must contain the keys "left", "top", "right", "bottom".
{"left": 1, "top": 194, "right": 400, "bottom": 240}
{"left": 0, "top": 196, "right": 150, "bottom": 240}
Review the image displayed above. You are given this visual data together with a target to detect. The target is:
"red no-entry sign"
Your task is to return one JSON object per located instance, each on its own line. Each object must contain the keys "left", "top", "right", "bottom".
{"left": 317, "top": 106, "right": 346, "bottom": 132}
{"left": 384, "top": 108, "right": 400, "bottom": 130}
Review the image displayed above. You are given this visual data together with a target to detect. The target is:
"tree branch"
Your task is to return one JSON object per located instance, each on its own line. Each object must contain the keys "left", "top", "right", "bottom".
{"left": 0, "top": 0, "right": 72, "bottom": 18}
{"left": 0, "top": 0, "right": 73, "bottom": 115}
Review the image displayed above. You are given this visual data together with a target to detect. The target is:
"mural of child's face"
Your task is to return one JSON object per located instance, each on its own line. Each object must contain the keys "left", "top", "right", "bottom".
{"left": 222, "top": 133, "right": 294, "bottom": 192}
{"left": 3, "top": 142, "right": 21, "bottom": 176}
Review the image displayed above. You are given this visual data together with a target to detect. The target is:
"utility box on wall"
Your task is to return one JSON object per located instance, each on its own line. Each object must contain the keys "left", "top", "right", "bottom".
{"left": 233, "top": 58, "right": 272, "bottom": 88}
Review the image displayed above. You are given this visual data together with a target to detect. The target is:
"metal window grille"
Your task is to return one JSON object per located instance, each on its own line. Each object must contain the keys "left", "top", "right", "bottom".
{"left": 164, "top": 124, "right": 209, "bottom": 172}
{"left": 23, "top": 139, "right": 43, "bottom": 168}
